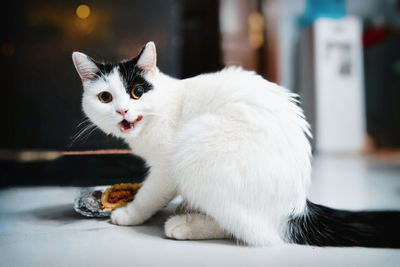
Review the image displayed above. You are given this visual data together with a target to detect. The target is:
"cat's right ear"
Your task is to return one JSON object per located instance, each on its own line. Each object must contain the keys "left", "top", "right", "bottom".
{"left": 72, "top": 52, "right": 99, "bottom": 82}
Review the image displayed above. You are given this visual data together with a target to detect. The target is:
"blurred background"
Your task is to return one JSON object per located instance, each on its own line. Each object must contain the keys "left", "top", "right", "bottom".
{"left": 0, "top": 0, "right": 399, "bottom": 186}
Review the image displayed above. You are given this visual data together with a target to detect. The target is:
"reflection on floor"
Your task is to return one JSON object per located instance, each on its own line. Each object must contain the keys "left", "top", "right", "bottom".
{"left": 1, "top": 154, "right": 399, "bottom": 267}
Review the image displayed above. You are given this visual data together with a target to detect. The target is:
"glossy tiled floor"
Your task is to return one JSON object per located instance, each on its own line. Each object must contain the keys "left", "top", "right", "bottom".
{"left": 1, "top": 154, "right": 399, "bottom": 267}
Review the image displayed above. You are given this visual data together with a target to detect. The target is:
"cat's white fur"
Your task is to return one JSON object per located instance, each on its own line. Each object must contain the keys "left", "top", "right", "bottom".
{"left": 72, "top": 42, "right": 312, "bottom": 246}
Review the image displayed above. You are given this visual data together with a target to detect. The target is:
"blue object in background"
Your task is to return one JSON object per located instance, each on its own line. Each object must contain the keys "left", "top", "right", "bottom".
{"left": 299, "top": 0, "right": 346, "bottom": 27}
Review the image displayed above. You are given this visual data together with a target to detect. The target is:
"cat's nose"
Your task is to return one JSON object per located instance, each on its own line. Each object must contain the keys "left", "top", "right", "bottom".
{"left": 116, "top": 109, "right": 128, "bottom": 116}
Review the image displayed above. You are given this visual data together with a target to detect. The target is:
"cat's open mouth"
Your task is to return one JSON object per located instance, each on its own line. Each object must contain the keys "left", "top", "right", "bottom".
{"left": 118, "top": 115, "right": 143, "bottom": 133}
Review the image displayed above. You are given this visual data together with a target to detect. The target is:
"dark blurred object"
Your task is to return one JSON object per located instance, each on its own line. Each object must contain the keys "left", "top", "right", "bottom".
{"left": 363, "top": 24, "right": 400, "bottom": 148}
{"left": 363, "top": 26, "right": 391, "bottom": 48}
{"left": 180, "top": 0, "right": 221, "bottom": 77}
{"left": 0, "top": 153, "right": 148, "bottom": 187}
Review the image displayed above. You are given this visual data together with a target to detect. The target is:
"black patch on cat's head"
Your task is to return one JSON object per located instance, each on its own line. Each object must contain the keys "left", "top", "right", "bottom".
{"left": 89, "top": 47, "right": 153, "bottom": 97}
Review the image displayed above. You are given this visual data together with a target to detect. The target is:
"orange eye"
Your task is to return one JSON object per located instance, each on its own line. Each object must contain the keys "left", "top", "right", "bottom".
{"left": 98, "top": 91, "right": 112, "bottom": 103}
{"left": 131, "top": 86, "right": 144, "bottom": 99}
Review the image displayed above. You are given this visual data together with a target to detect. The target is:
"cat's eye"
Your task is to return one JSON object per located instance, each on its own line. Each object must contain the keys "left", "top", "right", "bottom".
{"left": 98, "top": 91, "right": 113, "bottom": 103}
{"left": 131, "top": 86, "right": 144, "bottom": 100}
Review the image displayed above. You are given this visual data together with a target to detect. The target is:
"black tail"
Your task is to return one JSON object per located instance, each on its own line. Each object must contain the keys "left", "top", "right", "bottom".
{"left": 287, "top": 200, "right": 400, "bottom": 248}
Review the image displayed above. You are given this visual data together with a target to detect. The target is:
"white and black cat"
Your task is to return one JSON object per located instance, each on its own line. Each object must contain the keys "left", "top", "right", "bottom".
{"left": 72, "top": 42, "right": 400, "bottom": 247}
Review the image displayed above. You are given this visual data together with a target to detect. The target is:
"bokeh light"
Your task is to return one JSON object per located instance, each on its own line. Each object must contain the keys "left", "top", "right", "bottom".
{"left": 76, "top": 4, "right": 90, "bottom": 19}
{"left": 248, "top": 12, "right": 264, "bottom": 49}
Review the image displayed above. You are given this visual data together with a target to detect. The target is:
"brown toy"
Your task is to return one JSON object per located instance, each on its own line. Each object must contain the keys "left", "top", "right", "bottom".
{"left": 101, "top": 183, "right": 142, "bottom": 212}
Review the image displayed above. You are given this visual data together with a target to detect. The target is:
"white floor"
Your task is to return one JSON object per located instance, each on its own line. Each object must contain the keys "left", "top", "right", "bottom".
{"left": 1, "top": 154, "right": 400, "bottom": 267}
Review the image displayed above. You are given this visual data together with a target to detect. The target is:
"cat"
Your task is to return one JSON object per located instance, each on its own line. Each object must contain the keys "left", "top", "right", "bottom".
{"left": 72, "top": 41, "right": 400, "bottom": 247}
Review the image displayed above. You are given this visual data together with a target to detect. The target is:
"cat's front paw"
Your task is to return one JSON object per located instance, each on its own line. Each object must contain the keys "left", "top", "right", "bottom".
{"left": 110, "top": 206, "right": 145, "bottom": 226}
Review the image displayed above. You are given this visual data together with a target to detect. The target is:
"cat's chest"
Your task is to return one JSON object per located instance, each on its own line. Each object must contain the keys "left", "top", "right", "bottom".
{"left": 125, "top": 125, "right": 173, "bottom": 163}
{"left": 126, "top": 138, "right": 160, "bottom": 162}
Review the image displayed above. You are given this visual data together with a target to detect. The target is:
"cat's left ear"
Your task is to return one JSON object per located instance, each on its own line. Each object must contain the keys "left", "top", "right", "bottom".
{"left": 136, "top": 41, "right": 158, "bottom": 74}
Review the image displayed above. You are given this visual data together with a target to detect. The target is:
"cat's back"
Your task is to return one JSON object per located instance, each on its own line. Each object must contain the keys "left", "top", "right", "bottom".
{"left": 180, "top": 67, "right": 295, "bottom": 121}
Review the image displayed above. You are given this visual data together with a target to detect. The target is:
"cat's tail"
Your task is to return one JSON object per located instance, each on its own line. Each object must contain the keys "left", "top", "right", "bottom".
{"left": 286, "top": 199, "right": 400, "bottom": 248}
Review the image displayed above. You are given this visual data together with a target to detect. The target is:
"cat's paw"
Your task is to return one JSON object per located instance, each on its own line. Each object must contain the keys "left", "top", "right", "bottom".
{"left": 110, "top": 206, "right": 145, "bottom": 226}
{"left": 164, "top": 215, "right": 193, "bottom": 240}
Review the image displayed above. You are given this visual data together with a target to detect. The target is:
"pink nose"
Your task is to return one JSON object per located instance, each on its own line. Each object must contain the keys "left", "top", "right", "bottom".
{"left": 116, "top": 109, "right": 128, "bottom": 116}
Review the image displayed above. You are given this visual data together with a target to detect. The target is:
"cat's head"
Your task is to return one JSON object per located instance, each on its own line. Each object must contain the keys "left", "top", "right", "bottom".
{"left": 72, "top": 42, "right": 159, "bottom": 139}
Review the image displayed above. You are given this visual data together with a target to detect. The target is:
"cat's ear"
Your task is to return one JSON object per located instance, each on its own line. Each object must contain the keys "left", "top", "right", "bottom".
{"left": 72, "top": 52, "right": 99, "bottom": 82}
{"left": 136, "top": 41, "right": 157, "bottom": 74}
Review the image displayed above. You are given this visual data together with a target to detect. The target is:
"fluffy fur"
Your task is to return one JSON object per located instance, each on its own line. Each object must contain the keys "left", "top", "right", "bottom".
{"left": 72, "top": 42, "right": 399, "bottom": 247}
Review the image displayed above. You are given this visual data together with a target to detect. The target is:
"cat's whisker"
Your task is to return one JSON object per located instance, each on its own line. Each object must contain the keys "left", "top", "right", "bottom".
{"left": 71, "top": 123, "right": 93, "bottom": 139}
{"left": 68, "top": 123, "right": 96, "bottom": 148}
{"left": 78, "top": 125, "right": 98, "bottom": 143}
{"left": 72, "top": 119, "right": 93, "bottom": 135}
{"left": 75, "top": 118, "right": 91, "bottom": 129}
